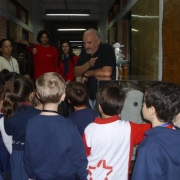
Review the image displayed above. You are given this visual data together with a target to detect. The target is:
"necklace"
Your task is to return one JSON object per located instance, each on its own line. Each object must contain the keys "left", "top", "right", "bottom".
{"left": 42, "top": 109, "right": 59, "bottom": 114}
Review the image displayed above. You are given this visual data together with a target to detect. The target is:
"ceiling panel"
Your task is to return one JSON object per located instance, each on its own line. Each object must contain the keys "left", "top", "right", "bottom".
{"left": 41, "top": 0, "right": 99, "bottom": 21}
{"left": 41, "top": 0, "right": 99, "bottom": 46}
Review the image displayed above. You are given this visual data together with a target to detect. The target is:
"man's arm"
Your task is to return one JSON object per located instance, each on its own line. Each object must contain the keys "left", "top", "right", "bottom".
{"left": 84, "top": 66, "right": 112, "bottom": 77}
{"left": 19, "top": 40, "right": 37, "bottom": 54}
{"left": 19, "top": 39, "right": 29, "bottom": 46}
{"left": 74, "top": 57, "right": 98, "bottom": 77}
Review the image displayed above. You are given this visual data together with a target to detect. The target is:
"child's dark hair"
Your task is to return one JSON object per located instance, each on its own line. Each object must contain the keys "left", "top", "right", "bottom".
{"left": 96, "top": 83, "right": 126, "bottom": 116}
{"left": 36, "top": 30, "right": 51, "bottom": 44}
{"left": 66, "top": 82, "right": 88, "bottom": 107}
{"left": 3, "top": 76, "right": 35, "bottom": 119}
{"left": 144, "top": 81, "right": 180, "bottom": 122}
{"left": 0, "top": 69, "right": 20, "bottom": 85}
{"left": 0, "top": 84, "right": 4, "bottom": 102}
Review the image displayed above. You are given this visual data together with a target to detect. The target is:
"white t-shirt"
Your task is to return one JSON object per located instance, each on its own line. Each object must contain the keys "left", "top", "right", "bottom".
{"left": 83, "top": 115, "right": 151, "bottom": 180}
{"left": 0, "top": 56, "right": 20, "bottom": 73}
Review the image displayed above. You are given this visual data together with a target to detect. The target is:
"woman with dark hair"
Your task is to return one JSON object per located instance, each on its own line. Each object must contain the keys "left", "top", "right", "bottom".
{"left": 0, "top": 39, "right": 19, "bottom": 73}
{"left": 58, "top": 40, "right": 78, "bottom": 117}
{"left": 3, "top": 77, "right": 41, "bottom": 180}
{"left": 59, "top": 40, "right": 78, "bottom": 82}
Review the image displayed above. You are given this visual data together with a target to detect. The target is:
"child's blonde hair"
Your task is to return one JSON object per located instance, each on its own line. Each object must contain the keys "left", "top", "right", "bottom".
{"left": 35, "top": 72, "right": 65, "bottom": 104}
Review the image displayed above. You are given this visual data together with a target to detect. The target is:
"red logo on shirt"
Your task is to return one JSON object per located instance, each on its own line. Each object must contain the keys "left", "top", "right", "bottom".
{"left": 88, "top": 160, "right": 113, "bottom": 180}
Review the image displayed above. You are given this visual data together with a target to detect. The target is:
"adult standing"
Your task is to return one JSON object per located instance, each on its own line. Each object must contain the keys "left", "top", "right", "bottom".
{"left": 59, "top": 40, "right": 78, "bottom": 83}
{"left": 0, "top": 39, "right": 20, "bottom": 73}
{"left": 58, "top": 40, "right": 78, "bottom": 117}
{"left": 74, "top": 28, "right": 116, "bottom": 109}
{"left": 19, "top": 30, "right": 58, "bottom": 80}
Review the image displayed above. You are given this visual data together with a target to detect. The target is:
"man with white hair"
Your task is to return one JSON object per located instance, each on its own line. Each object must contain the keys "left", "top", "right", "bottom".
{"left": 74, "top": 28, "right": 116, "bottom": 109}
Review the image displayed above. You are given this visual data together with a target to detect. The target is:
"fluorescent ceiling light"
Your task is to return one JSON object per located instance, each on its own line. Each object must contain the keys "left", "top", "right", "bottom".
{"left": 132, "top": 14, "right": 159, "bottom": 18}
{"left": 58, "top": 29, "right": 86, "bottom": 31}
{"left": 132, "top": 28, "right": 139, "bottom": 32}
{"left": 69, "top": 41, "right": 83, "bottom": 42}
{"left": 45, "top": 9, "right": 90, "bottom": 16}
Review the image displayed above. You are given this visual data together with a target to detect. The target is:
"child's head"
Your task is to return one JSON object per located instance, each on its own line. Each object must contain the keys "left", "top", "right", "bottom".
{"left": 96, "top": 83, "right": 126, "bottom": 116}
{"left": 66, "top": 82, "right": 88, "bottom": 107}
{"left": 35, "top": 72, "right": 66, "bottom": 105}
{"left": 3, "top": 76, "right": 35, "bottom": 119}
{"left": 144, "top": 81, "right": 180, "bottom": 123}
{"left": 0, "top": 69, "right": 20, "bottom": 85}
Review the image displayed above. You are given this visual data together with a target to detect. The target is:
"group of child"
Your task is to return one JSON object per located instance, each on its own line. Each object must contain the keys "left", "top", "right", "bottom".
{"left": 0, "top": 69, "right": 180, "bottom": 180}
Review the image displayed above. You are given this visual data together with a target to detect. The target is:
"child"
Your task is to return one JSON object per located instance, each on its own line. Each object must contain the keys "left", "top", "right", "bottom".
{"left": 83, "top": 83, "right": 151, "bottom": 180}
{"left": 24, "top": 72, "right": 87, "bottom": 180}
{"left": 3, "top": 76, "right": 41, "bottom": 180}
{"left": 0, "top": 84, "right": 12, "bottom": 180}
{"left": 66, "top": 82, "right": 98, "bottom": 136}
{"left": 131, "top": 81, "right": 180, "bottom": 180}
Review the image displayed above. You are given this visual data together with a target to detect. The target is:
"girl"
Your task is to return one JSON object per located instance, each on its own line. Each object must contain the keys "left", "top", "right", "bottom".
{"left": 0, "top": 84, "right": 12, "bottom": 180}
{"left": 58, "top": 40, "right": 78, "bottom": 117}
{"left": 0, "top": 39, "right": 19, "bottom": 73}
{"left": 3, "top": 76, "right": 41, "bottom": 180}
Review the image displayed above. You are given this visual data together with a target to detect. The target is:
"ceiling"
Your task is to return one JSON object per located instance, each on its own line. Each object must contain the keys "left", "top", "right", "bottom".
{"left": 41, "top": 0, "right": 100, "bottom": 45}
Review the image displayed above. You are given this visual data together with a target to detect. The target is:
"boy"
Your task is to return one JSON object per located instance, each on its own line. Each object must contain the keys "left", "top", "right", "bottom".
{"left": 66, "top": 82, "right": 98, "bottom": 136}
{"left": 83, "top": 83, "right": 151, "bottom": 180}
{"left": 24, "top": 72, "right": 87, "bottom": 180}
{"left": 132, "top": 81, "right": 180, "bottom": 180}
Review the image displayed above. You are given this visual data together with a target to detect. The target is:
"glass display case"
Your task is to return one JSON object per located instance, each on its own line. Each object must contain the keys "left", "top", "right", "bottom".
{"left": 94, "top": 76, "right": 152, "bottom": 123}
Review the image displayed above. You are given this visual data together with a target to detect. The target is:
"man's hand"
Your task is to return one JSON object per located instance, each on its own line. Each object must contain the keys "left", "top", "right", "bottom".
{"left": 88, "top": 57, "right": 98, "bottom": 67}
{"left": 82, "top": 76, "right": 88, "bottom": 84}
{"left": 32, "top": 48, "right": 37, "bottom": 54}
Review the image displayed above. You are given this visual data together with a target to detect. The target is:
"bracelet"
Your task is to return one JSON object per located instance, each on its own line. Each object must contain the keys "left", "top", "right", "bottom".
{"left": 27, "top": 43, "right": 35, "bottom": 49}
{"left": 83, "top": 74, "right": 89, "bottom": 78}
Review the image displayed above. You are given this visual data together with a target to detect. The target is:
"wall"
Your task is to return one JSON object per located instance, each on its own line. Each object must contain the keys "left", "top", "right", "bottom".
{"left": 0, "top": 0, "right": 43, "bottom": 42}
{"left": 162, "top": 0, "right": 180, "bottom": 84}
{"left": 0, "top": 16, "right": 7, "bottom": 39}
{"left": 131, "top": 0, "right": 159, "bottom": 80}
